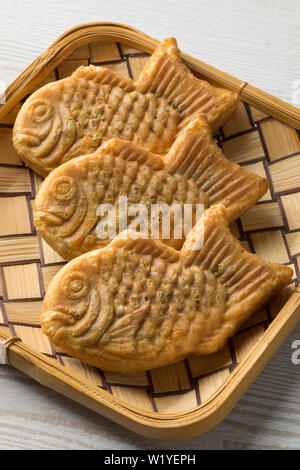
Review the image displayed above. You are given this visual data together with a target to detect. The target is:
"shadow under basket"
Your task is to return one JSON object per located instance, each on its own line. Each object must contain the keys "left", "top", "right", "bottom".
{"left": 0, "top": 22, "right": 300, "bottom": 440}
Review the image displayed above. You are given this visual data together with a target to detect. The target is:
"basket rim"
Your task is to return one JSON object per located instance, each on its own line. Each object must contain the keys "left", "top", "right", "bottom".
{"left": 1, "top": 22, "right": 300, "bottom": 439}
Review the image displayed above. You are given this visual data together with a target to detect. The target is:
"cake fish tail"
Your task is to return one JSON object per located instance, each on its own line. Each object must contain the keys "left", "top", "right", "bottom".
{"left": 135, "top": 38, "right": 239, "bottom": 130}
{"left": 181, "top": 205, "right": 293, "bottom": 354}
{"left": 165, "top": 115, "right": 268, "bottom": 221}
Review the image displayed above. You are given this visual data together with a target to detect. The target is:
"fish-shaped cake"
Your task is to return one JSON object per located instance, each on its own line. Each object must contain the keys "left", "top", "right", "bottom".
{"left": 34, "top": 115, "right": 268, "bottom": 260}
{"left": 41, "top": 205, "right": 292, "bottom": 374}
{"left": 13, "top": 38, "right": 239, "bottom": 177}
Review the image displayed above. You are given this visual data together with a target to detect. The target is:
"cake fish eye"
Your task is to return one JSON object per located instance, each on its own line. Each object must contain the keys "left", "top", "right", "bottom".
{"left": 31, "top": 99, "right": 53, "bottom": 124}
{"left": 54, "top": 176, "right": 76, "bottom": 202}
{"left": 62, "top": 272, "right": 89, "bottom": 300}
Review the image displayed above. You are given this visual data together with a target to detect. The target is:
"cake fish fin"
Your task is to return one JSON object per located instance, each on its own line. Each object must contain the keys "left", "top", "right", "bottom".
{"left": 69, "top": 285, "right": 115, "bottom": 347}
{"left": 99, "top": 304, "right": 150, "bottom": 357}
{"left": 182, "top": 205, "right": 293, "bottom": 354}
{"left": 165, "top": 115, "right": 268, "bottom": 221}
{"left": 71, "top": 65, "right": 134, "bottom": 91}
{"left": 101, "top": 138, "right": 164, "bottom": 170}
{"left": 135, "top": 38, "right": 239, "bottom": 130}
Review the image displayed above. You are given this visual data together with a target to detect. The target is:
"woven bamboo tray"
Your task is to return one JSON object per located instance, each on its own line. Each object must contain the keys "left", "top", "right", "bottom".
{"left": 0, "top": 22, "right": 300, "bottom": 440}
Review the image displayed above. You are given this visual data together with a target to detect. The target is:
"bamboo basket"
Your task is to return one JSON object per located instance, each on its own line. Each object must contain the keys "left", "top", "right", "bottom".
{"left": 0, "top": 22, "right": 300, "bottom": 440}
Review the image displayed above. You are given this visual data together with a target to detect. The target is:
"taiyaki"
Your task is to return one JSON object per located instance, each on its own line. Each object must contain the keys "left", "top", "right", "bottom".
{"left": 41, "top": 205, "right": 292, "bottom": 374}
{"left": 13, "top": 38, "right": 239, "bottom": 177}
{"left": 34, "top": 115, "right": 268, "bottom": 260}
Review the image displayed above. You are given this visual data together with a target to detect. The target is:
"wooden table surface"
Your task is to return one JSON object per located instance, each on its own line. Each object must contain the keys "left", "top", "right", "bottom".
{"left": 0, "top": 0, "right": 299, "bottom": 450}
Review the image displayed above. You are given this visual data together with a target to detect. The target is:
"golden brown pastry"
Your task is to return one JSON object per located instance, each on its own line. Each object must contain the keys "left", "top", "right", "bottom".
{"left": 34, "top": 115, "right": 267, "bottom": 260}
{"left": 13, "top": 38, "right": 239, "bottom": 177}
{"left": 41, "top": 205, "right": 292, "bottom": 374}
